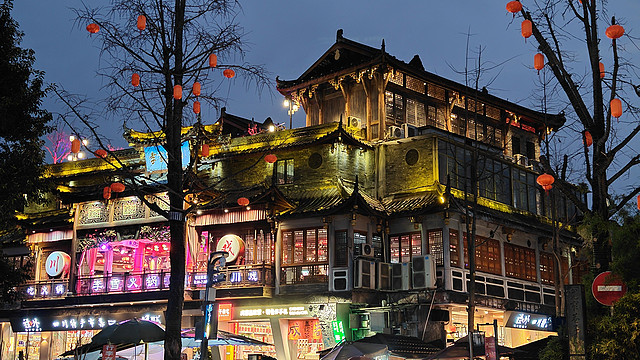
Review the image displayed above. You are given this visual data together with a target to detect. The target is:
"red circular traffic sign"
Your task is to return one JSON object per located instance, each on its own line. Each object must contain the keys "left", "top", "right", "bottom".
{"left": 592, "top": 271, "right": 627, "bottom": 306}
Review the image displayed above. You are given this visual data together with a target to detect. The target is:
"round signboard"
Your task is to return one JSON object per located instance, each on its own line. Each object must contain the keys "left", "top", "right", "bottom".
{"left": 45, "top": 251, "right": 71, "bottom": 277}
{"left": 215, "top": 234, "right": 245, "bottom": 263}
{"left": 592, "top": 271, "right": 627, "bottom": 306}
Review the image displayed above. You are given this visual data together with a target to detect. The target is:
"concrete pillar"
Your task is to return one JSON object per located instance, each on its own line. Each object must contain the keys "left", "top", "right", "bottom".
{"left": 270, "top": 318, "right": 292, "bottom": 360}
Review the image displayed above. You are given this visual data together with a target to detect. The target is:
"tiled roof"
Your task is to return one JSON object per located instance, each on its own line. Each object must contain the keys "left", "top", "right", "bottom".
{"left": 382, "top": 192, "right": 442, "bottom": 215}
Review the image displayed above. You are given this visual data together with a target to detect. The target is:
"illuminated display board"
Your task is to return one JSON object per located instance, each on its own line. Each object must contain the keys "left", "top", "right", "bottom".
{"left": 504, "top": 311, "right": 554, "bottom": 331}
{"left": 144, "top": 142, "right": 190, "bottom": 172}
{"left": 331, "top": 320, "right": 345, "bottom": 343}
{"left": 236, "top": 306, "right": 310, "bottom": 319}
{"left": 10, "top": 312, "right": 163, "bottom": 332}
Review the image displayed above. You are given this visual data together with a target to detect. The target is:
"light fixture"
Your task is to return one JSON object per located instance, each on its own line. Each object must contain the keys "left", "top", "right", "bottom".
{"left": 224, "top": 208, "right": 229, "bottom": 213}
{"left": 246, "top": 206, "right": 251, "bottom": 210}
{"left": 268, "top": 125, "right": 275, "bottom": 132}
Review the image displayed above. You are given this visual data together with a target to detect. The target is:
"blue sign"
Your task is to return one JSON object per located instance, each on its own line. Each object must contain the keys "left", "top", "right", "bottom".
{"left": 144, "top": 142, "right": 190, "bottom": 172}
{"left": 505, "top": 311, "right": 554, "bottom": 331}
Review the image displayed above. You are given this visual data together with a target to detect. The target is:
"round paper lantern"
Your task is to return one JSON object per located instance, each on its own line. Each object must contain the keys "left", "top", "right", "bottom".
{"left": 193, "top": 101, "right": 201, "bottom": 114}
{"left": 95, "top": 149, "right": 108, "bottom": 158}
{"left": 137, "top": 15, "right": 146, "bottom": 31}
{"left": 209, "top": 54, "right": 218, "bottom": 68}
{"left": 506, "top": 1, "right": 522, "bottom": 14}
{"left": 131, "top": 73, "right": 140, "bottom": 87}
{"left": 264, "top": 154, "right": 277, "bottom": 163}
{"left": 537, "top": 173, "right": 555, "bottom": 193}
{"left": 192, "top": 82, "right": 201, "bottom": 96}
{"left": 584, "top": 131, "right": 593, "bottom": 147}
{"left": 201, "top": 143, "right": 210, "bottom": 157}
{"left": 103, "top": 186, "right": 112, "bottom": 200}
{"left": 110, "top": 182, "right": 125, "bottom": 193}
{"left": 237, "top": 197, "right": 250, "bottom": 207}
{"left": 534, "top": 53, "right": 544, "bottom": 71}
{"left": 611, "top": 98, "right": 622, "bottom": 118}
{"left": 173, "top": 85, "right": 182, "bottom": 99}
{"left": 71, "top": 139, "right": 81, "bottom": 154}
{"left": 86, "top": 23, "right": 100, "bottom": 34}
{"left": 637, "top": 194, "right": 640, "bottom": 211}
{"left": 605, "top": 24, "right": 624, "bottom": 40}
{"left": 521, "top": 20, "right": 533, "bottom": 39}
{"left": 223, "top": 69, "right": 235, "bottom": 79}
{"left": 599, "top": 62, "right": 605, "bottom": 79}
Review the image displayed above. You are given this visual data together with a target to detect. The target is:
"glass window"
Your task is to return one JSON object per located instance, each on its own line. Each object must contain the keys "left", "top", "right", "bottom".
{"left": 540, "top": 252, "right": 554, "bottom": 285}
{"left": 335, "top": 231, "right": 348, "bottom": 267}
{"left": 450, "top": 229, "right": 460, "bottom": 267}
{"left": 276, "top": 159, "right": 294, "bottom": 184}
{"left": 282, "top": 228, "right": 329, "bottom": 266}
{"left": 463, "top": 234, "right": 502, "bottom": 275}
{"left": 390, "top": 232, "right": 422, "bottom": 263}
{"left": 385, "top": 91, "right": 404, "bottom": 123}
{"left": 504, "top": 243, "right": 536, "bottom": 281}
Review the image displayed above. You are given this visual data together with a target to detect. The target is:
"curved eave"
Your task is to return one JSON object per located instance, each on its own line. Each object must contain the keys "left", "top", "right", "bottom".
{"left": 124, "top": 123, "right": 221, "bottom": 146}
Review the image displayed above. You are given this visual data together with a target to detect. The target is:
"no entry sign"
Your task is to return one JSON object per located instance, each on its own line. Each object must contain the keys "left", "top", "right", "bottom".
{"left": 592, "top": 271, "right": 627, "bottom": 306}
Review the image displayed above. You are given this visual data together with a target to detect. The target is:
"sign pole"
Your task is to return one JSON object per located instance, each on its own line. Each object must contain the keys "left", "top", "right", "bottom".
{"left": 200, "top": 251, "right": 227, "bottom": 360}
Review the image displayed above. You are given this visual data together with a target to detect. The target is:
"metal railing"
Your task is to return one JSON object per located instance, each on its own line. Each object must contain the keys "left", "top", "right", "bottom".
{"left": 280, "top": 264, "right": 329, "bottom": 285}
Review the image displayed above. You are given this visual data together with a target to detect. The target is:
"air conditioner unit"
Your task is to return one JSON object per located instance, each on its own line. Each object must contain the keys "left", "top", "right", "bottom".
{"left": 355, "top": 243, "right": 374, "bottom": 258}
{"left": 412, "top": 255, "right": 436, "bottom": 289}
{"left": 330, "top": 268, "right": 350, "bottom": 292}
{"left": 354, "top": 259, "right": 376, "bottom": 289}
{"left": 391, "top": 262, "right": 411, "bottom": 291}
{"left": 377, "top": 262, "right": 392, "bottom": 290}
{"left": 388, "top": 125, "right": 403, "bottom": 139}
{"left": 402, "top": 123, "right": 418, "bottom": 138}
{"left": 514, "top": 154, "right": 529, "bottom": 167}
{"left": 369, "top": 312, "right": 389, "bottom": 333}
{"left": 348, "top": 116, "right": 364, "bottom": 129}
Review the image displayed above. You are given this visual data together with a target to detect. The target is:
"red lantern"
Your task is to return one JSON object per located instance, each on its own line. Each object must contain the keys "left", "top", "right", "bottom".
{"left": 193, "top": 82, "right": 201, "bottom": 96}
{"left": 611, "top": 98, "right": 622, "bottom": 118}
{"left": 264, "top": 154, "right": 277, "bottom": 163}
{"left": 71, "top": 139, "right": 81, "bottom": 154}
{"left": 237, "top": 197, "right": 250, "bottom": 207}
{"left": 137, "top": 15, "right": 146, "bottom": 31}
{"left": 95, "top": 149, "right": 108, "bottom": 158}
{"left": 506, "top": 1, "right": 522, "bottom": 14}
{"left": 193, "top": 101, "right": 201, "bottom": 114}
{"left": 637, "top": 194, "right": 640, "bottom": 211}
{"left": 173, "top": 85, "right": 182, "bottom": 99}
{"left": 103, "top": 186, "right": 111, "bottom": 200}
{"left": 131, "top": 73, "right": 140, "bottom": 87}
{"left": 209, "top": 54, "right": 218, "bottom": 68}
{"left": 223, "top": 69, "right": 235, "bottom": 79}
{"left": 110, "top": 182, "right": 125, "bottom": 193}
{"left": 584, "top": 131, "right": 593, "bottom": 147}
{"left": 521, "top": 20, "right": 533, "bottom": 39}
{"left": 86, "top": 23, "right": 99, "bottom": 34}
{"left": 599, "top": 62, "right": 605, "bottom": 79}
{"left": 605, "top": 24, "right": 624, "bottom": 40}
{"left": 201, "top": 143, "right": 210, "bottom": 157}
{"left": 537, "top": 173, "right": 555, "bottom": 194}
{"left": 534, "top": 53, "right": 544, "bottom": 71}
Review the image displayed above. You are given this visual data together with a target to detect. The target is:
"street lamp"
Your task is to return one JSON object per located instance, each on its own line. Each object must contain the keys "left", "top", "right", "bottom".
{"left": 283, "top": 98, "right": 299, "bottom": 129}
{"left": 200, "top": 250, "right": 228, "bottom": 360}
{"left": 67, "top": 136, "right": 88, "bottom": 162}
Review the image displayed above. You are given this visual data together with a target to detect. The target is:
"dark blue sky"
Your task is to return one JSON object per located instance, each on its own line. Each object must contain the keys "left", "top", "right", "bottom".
{"left": 10, "top": 1, "right": 640, "bottom": 194}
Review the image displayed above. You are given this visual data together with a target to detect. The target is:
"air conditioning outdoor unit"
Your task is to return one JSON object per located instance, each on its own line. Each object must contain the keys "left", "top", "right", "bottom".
{"left": 391, "top": 262, "right": 411, "bottom": 290}
{"left": 348, "top": 116, "right": 364, "bottom": 129}
{"left": 388, "top": 125, "right": 403, "bottom": 139}
{"left": 355, "top": 243, "right": 374, "bottom": 258}
{"left": 402, "top": 123, "right": 418, "bottom": 138}
{"left": 412, "top": 255, "right": 436, "bottom": 289}
{"left": 514, "top": 154, "right": 529, "bottom": 167}
{"left": 330, "top": 268, "right": 350, "bottom": 292}
{"left": 354, "top": 259, "right": 376, "bottom": 289}
{"left": 377, "top": 262, "right": 392, "bottom": 290}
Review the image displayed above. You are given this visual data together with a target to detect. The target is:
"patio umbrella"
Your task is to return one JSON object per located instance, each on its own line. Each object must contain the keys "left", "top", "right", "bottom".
{"left": 180, "top": 330, "right": 273, "bottom": 348}
{"left": 321, "top": 342, "right": 388, "bottom": 360}
{"left": 426, "top": 336, "right": 520, "bottom": 359}
{"left": 92, "top": 318, "right": 165, "bottom": 345}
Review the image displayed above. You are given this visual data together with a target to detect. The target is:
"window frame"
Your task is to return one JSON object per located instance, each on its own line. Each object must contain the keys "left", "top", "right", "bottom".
{"left": 281, "top": 227, "right": 328, "bottom": 266}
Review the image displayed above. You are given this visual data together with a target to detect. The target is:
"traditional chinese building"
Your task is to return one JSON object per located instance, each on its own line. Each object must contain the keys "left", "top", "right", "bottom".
{"left": 0, "top": 30, "right": 585, "bottom": 360}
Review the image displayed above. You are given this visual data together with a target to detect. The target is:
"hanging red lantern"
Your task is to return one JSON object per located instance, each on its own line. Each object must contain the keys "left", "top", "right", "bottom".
{"left": 137, "top": 15, "right": 146, "bottom": 31}
{"left": 237, "top": 197, "right": 250, "bottom": 207}
{"left": 637, "top": 194, "right": 640, "bottom": 211}
{"left": 95, "top": 149, "right": 108, "bottom": 158}
{"left": 209, "top": 54, "right": 218, "bottom": 68}
{"left": 173, "top": 85, "right": 182, "bottom": 99}
{"left": 110, "top": 182, "right": 125, "bottom": 193}
{"left": 611, "top": 98, "right": 622, "bottom": 118}
{"left": 599, "top": 62, "right": 605, "bottom": 79}
{"left": 103, "top": 186, "right": 111, "bottom": 200}
{"left": 193, "top": 82, "right": 201, "bottom": 96}
{"left": 605, "top": 24, "right": 624, "bottom": 40}
{"left": 521, "top": 20, "right": 533, "bottom": 39}
{"left": 536, "top": 173, "right": 555, "bottom": 194}
{"left": 71, "top": 139, "right": 81, "bottom": 154}
{"left": 131, "top": 73, "right": 140, "bottom": 87}
{"left": 193, "top": 101, "right": 201, "bottom": 114}
{"left": 534, "top": 53, "right": 544, "bottom": 71}
{"left": 223, "top": 69, "right": 235, "bottom": 79}
{"left": 264, "top": 154, "right": 277, "bottom": 164}
{"left": 506, "top": 1, "right": 522, "bottom": 14}
{"left": 584, "top": 131, "right": 593, "bottom": 147}
{"left": 86, "top": 23, "right": 100, "bottom": 34}
{"left": 201, "top": 143, "right": 210, "bottom": 157}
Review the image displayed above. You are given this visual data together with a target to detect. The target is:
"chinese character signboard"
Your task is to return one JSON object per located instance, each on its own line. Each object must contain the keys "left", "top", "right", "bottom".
{"left": 102, "top": 345, "right": 117, "bottom": 360}
{"left": 331, "top": 321, "right": 345, "bottom": 343}
{"left": 484, "top": 336, "right": 497, "bottom": 360}
{"left": 144, "top": 142, "right": 190, "bottom": 172}
{"left": 10, "top": 312, "right": 164, "bottom": 332}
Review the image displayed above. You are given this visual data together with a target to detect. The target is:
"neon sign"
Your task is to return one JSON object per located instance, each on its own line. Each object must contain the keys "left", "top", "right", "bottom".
{"left": 505, "top": 311, "right": 554, "bottom": 331}
{"left": 11, "top": 312, "right": 164, "bottom": 332}
{"left": 331, "top": 321, "right": 345, "bottom": 343}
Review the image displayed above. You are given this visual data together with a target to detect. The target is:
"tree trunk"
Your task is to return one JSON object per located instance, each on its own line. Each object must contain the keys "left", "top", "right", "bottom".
{"left": 591, "top": 146, "right": 610, "bottom": 271}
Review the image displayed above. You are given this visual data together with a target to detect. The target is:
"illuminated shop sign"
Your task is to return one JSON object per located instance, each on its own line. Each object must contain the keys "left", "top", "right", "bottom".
{"left": 237, "top": 306, "right": 309, "bottom": 318}
{"left": 25, "top": 283, "right": 67, "bottom": 298}
{"left": 11, "top": 312, "right": 163, "bottom": 333}
{"left": 144, "top": 142, "right": 190, "bottom": 172}
{"left": 218, "top": 304, "right": 233, "bottom": 322}
{"left": 331, "top": 320, "right": 346, "bottom": 343}
{"left": 505, "top": 311, "right": 554, "bottom": 331}
{"left": 45, "top": 251, "right": 71, "bottom": 277}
